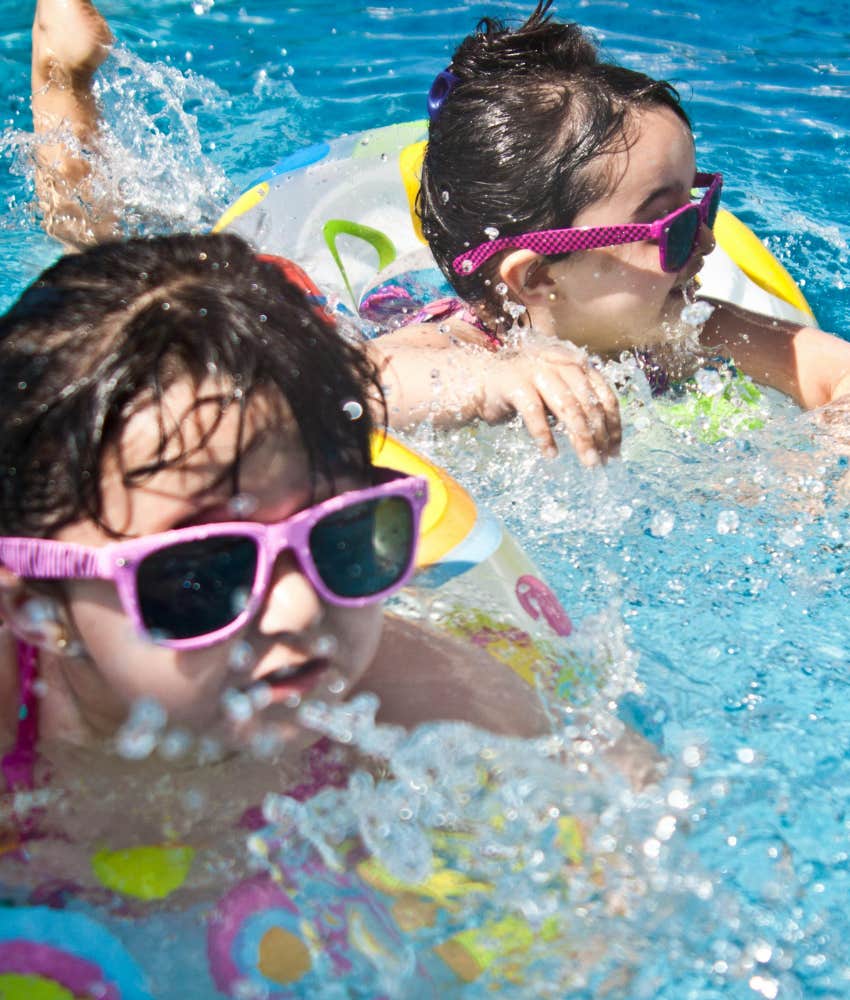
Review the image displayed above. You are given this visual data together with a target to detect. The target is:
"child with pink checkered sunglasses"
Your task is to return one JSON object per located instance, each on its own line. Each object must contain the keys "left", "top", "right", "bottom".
{"left": 370, "top": 2, "right": 850, "bottom": 463}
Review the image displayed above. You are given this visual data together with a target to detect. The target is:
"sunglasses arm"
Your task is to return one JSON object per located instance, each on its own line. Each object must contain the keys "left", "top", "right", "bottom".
{"left": 0, "top": 538, "right": 111, "bottom": 581}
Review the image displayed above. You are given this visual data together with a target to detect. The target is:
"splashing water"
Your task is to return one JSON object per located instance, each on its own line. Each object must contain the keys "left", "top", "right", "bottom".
{"left": 1, "top": 0, "right": 850, "bottom": 995}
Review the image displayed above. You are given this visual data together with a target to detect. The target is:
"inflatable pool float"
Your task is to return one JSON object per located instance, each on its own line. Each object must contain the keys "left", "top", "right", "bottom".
{"left": 215, "top": 119, "right": 816, "bottom": 328}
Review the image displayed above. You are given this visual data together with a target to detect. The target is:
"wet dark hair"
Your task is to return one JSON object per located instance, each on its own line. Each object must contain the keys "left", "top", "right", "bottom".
{"left": 0, "top": 232, "right": 382, "bottom": 537}
{"left": 419, "top": 0, "right": 691, "bottom": 329}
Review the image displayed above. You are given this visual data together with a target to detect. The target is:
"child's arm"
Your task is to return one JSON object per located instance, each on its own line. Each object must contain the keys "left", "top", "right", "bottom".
{"left": 31, "top": 0, "right": 117, "bottom": 247}
{"left": 699, "top": 301, "right": 850, "bottom": 407}
{"left": 367, "top": 321, "right": 621, "bottom": 465}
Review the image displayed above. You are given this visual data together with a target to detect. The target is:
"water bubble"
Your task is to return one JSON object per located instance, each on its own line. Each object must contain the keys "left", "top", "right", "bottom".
{"left": 648, "top": 509, "right": 675, "bottom": 538}
{"left": 327, "top": 673, "right": 347, "bottom": 695}
{"left": 682, "top": 744, "right": 704, "bottom": 768}
{"left": 753, "top": 941, "right": 774, "bottom": 964}
{"left": 695, "top": 368, "right": 726, "bottom": 398}
{"left": 250, "top": 726, "right": 286, "bottom": 759}
{"left": 484, "top": 226, "right": 500, "bottom": 241}
{"left": 248, "top": 682, "right": 273, "bottom": 711}
{"left": 228, "top": 492, "right": 258, "bottom": 518}
{"left": 680, "top": 299, "right": 715, "bottom": 327}
{"left": 749, "top": 975, "right": 779, "bottom": 999}
{"left": 342, "top": 399, "right": 364, "bottom": 420}
{"left": 312, "top": 634, "right": 339, "bottom": 658}
{"left": 643, "top": 837, "right": 661, "bottom": 859}
{"left": 460, "top": 259, "right": 473, "bottom": 274}
{"left": 717, "top": 510, "right": 740, "bottom": 534}
{"left": 158, "top": 727, "right": 193, "bottom": 760}
{"left": 228, "top": 640, "right": 254, "bottom": 672}
{"left": 192, "top": 0, "right": 215, "bottom": 13}
{"left": 440, "top": 189, "right": 450, "bottom": 204}
{"left": 655, "top": 815, "right": 677, "bottom": 841}
{"left": 230, "top": 586, "right": 251, "bottom": 617}
{"left": 221, "top": 687, "right": 255, "bottom": 724}
{"left": 19, "top": 596, "right": 58, "bottom": 628}
{"left": 115, "top": 726, "right": 158, "bottom": 760}
{"left": 494, "top": 282, "right": 509, "bottom": 297}
{"left": 128, "top": 696, "right": 168, "bottom": 732}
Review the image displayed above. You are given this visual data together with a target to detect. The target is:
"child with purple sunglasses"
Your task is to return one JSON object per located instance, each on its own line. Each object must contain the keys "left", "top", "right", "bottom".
{"left": 369, "top": 1, "right": 850, "bottom": 463}
{"left": 0, "top": 232, "right": 547, "bottom": 799}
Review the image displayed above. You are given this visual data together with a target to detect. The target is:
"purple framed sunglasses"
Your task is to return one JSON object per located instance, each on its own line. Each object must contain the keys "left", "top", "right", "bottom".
{"left": 453, "top": 172, "right": 723, "bottom": 276}
{"left": 0, "top": 469, "right": 428, "bottom": 651}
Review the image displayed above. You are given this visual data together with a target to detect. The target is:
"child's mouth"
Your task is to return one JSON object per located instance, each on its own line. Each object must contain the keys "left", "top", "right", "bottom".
{"left": 246, "top": 659, "right": 331, "bottom": 703}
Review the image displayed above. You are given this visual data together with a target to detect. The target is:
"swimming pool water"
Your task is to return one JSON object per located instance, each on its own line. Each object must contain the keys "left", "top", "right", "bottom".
{"left": 2, "top": 1, "right": 850, "bottom": 997}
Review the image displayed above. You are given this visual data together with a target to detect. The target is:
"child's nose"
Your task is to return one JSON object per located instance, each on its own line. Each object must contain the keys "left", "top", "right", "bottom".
{"left": 255, "top": 550, "right": 324, "bottom": 635}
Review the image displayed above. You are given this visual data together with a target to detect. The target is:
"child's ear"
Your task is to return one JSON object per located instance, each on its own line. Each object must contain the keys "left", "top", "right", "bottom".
{"left": 0, "top": 570, "right": 80, "bottom": 656}
{"left": 498, "top": 250, "right": 556, "bottom": 305}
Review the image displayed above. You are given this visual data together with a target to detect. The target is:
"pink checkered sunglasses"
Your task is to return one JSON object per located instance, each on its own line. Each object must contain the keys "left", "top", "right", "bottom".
{"left": 453, "top": 172, "right": 723, "bottom": 276}
{"left": 0, "top": 469, "right": 427, "bottom": 650}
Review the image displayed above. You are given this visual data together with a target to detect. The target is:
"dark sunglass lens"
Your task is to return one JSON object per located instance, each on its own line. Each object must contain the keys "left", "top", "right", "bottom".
{"left": 310, "top": 496, "right": 414, "bottom": 599}
{"left": 137, "top": 536, "right": 258, "bottom": 641}
{"left": 706, "top": 185, "right": 721, "bottom": 229}
{"left": 665, "top": 209, "right": 700, "bottom": 271}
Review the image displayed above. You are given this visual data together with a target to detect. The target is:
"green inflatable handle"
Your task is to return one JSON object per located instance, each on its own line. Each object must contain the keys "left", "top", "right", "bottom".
{"left": 323, "top": 219, "right": 397, "bottom": 307}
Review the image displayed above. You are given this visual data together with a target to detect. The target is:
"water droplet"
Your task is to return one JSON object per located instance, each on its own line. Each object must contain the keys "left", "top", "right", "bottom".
{"left": 228, "top": 640, "right": 254, "bottom": 672}
{"left": 342, "top": 399, "right": 364, "bottom": 420}
{"left": 311, "top": 634, "right": 338, "bottom": 658}
{"left": 158, "top": 727, "right": 193, "bottom": 760}
{"left": 716, "top": 510, "right": 740, "bottom": 534}
{"left": 249, "top": 682, "right": 273, "bottom": 711}
{"left": 222, "top": 687, "right": 255, "bottom": 724}
{"left": 680, "top": 299, "right": 715, "bottom": 327}
{"left": 694, "top": 368, "right": 724, "bottom": 396}
{"left": 228, "top": 493, "right": 258, "bottom": 518}
{"left": 648, "top": 510, "right": 675, "bottom": 538}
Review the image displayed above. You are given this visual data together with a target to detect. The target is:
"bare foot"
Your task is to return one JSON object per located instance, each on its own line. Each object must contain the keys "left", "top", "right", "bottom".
{"left": 32, "top": 0, "right": 112, "bottom": 92}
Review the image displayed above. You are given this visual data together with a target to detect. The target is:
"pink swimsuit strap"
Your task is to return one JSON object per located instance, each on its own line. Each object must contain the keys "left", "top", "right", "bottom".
{"left": 2, "top": 639, "right": 39, "bottom": 792}
{"left": 407, "top": 297, "right": 503, "bottom": 348}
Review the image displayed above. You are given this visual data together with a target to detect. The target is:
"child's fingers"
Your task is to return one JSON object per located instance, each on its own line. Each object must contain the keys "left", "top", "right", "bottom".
{"left": 584, "top": 365, "right": 622, "bottom": 456}
{"left": 537, "top": 351, "right": 621, "bottom": 458}
{"left": 506, "top": 384, "right": 559, "bottom": 457}
{"left": 537, "top": 364, "right": 619, "bottom": 462}
{"left": 528, "top": 373, "right": 603, "bottom": 465}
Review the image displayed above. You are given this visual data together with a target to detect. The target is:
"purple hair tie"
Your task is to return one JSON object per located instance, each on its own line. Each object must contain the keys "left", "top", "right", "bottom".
{"left": 428, "top": 70, "right": 459, "bottom": 122}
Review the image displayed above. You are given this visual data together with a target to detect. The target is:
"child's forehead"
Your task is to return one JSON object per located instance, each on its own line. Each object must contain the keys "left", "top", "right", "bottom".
{"left": 585, "top": 106, "right": 696, "bottom": 209}
{"left": 61, "top": 379, "right": 309, "bottom": 543}
{"left": 119, "top": 376, "right": 291, "bottom": 466}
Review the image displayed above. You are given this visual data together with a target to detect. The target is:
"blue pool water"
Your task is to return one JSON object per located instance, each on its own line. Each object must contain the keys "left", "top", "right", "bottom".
{"left": 1, "top": 1, "right": 850, "bottom": 997}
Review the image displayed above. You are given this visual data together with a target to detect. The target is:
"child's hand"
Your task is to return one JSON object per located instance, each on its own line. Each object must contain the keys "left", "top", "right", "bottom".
{"left": 476, "top": 343, "right": 621, "bottom": 464}
{"left": 369, "top": 323, "right": 621, "bottom": 464}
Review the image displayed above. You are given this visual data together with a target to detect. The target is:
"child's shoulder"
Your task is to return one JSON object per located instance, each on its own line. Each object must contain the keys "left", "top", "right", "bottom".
{"left": 361, "top": 614, "right": 548, "bottom": 737}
